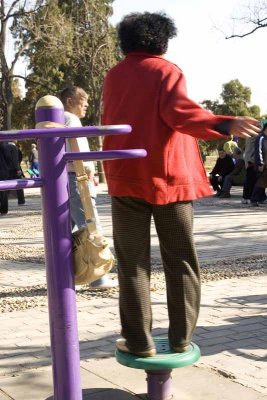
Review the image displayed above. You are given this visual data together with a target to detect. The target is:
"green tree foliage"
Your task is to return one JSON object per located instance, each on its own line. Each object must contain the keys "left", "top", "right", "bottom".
{"left": 59, "top": 0, "right": 118, "bottom": 182}
{"left": 200, "top": 99, "right": 222, "bottom": 115}
{"left": 1, "top": 1, "right": 118, "bottom": 180}
{"left": 220, "top": 80, "right": 260, "bottom": 117}
{"left": 58, "top": 0, "right": 118, "bottom": 125}
{"left": 15, "top": 1, "right": 117, "bottom": 129}
{"left": 11, "top": 1, "right": 74, "bottom": 128}
{"left": 200, "top": 79, "right": 261, "bottom": 154}
{"left": 202, "top": 79, "right": 260, "bottom": 118}
{"left": 0, "top": 0, "right": 46, "bottom": 129}
{"left": 10, "top": 0, "right": 118, "bottom": 181}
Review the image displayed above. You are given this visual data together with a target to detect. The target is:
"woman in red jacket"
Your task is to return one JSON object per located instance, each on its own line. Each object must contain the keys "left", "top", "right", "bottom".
{"left": 102, "top": 12, "right": 259, "bottom": 357}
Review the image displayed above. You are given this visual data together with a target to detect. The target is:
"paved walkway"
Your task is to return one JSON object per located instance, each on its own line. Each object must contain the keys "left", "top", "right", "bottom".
{"left": 0, "top": 186, "right": 267, "bottom": 399}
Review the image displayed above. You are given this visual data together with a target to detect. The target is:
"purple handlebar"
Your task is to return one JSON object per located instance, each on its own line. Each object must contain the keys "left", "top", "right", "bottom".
{"left": 0, "top": 151, "right": 147, "bottom": 191}
{"left": 0, "top": 178, "right": 43, "bottom": 191}
{"left": 0, "top": 125, "right": 131, "bottom": 141}
{"left": 64, "top": 149, "right": 147, "bottom": 162}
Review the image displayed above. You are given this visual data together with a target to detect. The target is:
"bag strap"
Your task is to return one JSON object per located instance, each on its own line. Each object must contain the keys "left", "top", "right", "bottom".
{"left": 68, "top": 138, "right": 97, "bottom": 235}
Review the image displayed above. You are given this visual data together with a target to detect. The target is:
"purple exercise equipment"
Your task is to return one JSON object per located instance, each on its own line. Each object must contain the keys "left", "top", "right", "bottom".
{"left": 35, "top": 95, "right": 82, "bottom": 400}
{"left": 0, "top": 94, "right": 147, "bottom": 399}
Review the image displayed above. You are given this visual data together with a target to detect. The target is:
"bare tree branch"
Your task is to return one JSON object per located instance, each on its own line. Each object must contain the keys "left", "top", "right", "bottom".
{"left": 12, "top": 74, "right": 54, "bottom": 90}
{"left": 226, "top": 1, "right": 267, "bottom": 39}
{"left": 226, "top": 22, "right": 267, "bottom": 38}
{"left": 10, "top": 39, "right": 37, "bottom": 74}
{"left": 5, "top": 0, "right": 21, "bottom": 19}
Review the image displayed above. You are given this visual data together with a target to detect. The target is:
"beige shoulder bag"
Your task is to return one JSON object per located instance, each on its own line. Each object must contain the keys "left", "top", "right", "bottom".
{"left": 69, "top": 138, "right": 115, "bottom": 285}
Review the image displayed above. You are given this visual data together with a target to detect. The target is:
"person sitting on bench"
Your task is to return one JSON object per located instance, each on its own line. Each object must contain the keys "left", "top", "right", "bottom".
{"left": 219, "top": 147, "right": 246, "bottom": 198}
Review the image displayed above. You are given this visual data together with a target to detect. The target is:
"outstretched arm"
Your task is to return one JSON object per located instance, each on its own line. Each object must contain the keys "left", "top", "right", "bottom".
{"left": 229, "top": 117, "right": 260, "bottom": 139}
{"left": 160, "top": 70, "right": 260, "bottom": 140}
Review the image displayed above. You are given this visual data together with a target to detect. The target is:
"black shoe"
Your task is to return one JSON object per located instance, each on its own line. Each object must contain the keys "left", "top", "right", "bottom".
{"left": 220, "top": 192, "right": 231, "bottom": 198}
{"left": 214, "top": 191, "right": 221, "bottom": 197}
{"left": 250, "top": 202, "right": 259, "bottom": 207}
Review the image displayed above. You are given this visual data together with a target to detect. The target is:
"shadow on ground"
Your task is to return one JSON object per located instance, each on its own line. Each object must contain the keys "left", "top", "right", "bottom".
{"left": 45, "top": 388, "right": 146, "bottom": 399}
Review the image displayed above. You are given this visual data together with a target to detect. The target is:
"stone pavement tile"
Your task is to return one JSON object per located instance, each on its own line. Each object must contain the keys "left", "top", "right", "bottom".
{"left": 0, "top": 261, "right": 46, "bottom": 290}
{"left": 0, "top": 364, "right": 126, "bottom": 400}
{"left": 229, "top": 323, "right": 266, "bottom": 334}
{"left": 175, "top": 365, "right": 266, "bottom": 400}
{"left": 197, "top": 328, "right": 236, "bottom": 339}
{"left": 248, "top": 347, "right": 267, "bottom": 358}
{"left": 81, "top": 358, "right": 265, "bottom": 400}
{"left": 224, "top": 330, "right": 265, "bottom": 341}
{"left": 0, "top": 391, "right": 13, "bottom": 400}
{"left": 0, "top": 340, "right": 48, "bottom": 358}
{"left": 0, "top": 359, "right": 264, "bottom": 400}
{"left": 81, "top": 357, "right": 150, "bottom": 396}
{"left": 213, "top": 352, "right": 261, "bottom": 376}
{"left": 0, "top": 353, "right": 43, "bottom": 376}
{"left": 80, "top": 330, "right": 120, "bottom": 342}
{"left": 193, "top": 275, "right": 267, "bottom": 395}
{"left": 198, "top": 353, "right": 267, "bottom": 396}
{"left": 79, "top": 340, "right": 112, "bottom": 351}
{"left": 237, "top": 380, "right": 267, "bottom": 397}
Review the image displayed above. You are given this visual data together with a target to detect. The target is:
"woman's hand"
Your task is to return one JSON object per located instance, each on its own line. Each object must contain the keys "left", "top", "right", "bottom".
{"left": 229, "top": 117, "right": 260, "bottom": 139}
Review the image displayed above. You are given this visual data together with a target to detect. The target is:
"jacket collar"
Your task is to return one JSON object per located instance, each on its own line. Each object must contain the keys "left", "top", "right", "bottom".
{"left": 126, "top": 52, "right": 164, "bottom": 60}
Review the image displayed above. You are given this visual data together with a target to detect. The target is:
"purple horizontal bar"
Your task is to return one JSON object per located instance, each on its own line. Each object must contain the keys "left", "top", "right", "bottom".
{"left": 0, "top": 178, "right": 43, "bottom": 190}
{"left": 64, "top": 149, "right": 147, "bottom": 162}
{"left": 0, "top": 125, "right": 131, "bottom": 141}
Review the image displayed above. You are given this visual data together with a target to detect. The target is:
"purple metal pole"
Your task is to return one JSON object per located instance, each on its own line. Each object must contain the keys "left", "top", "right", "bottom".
{"left": 0, "top": 124, "right": 131, "bottom": 141}
{"left": 146, "top": 370, "right": 173, "bottom": 400}
{"left": 0, "top": 178, "right": 43, "bottom": 190}
{"left": 35, "top": 95, "right": 82, "bottom": 400}
{"left": 64, "top": 149, "right": 147, "bottom": 162}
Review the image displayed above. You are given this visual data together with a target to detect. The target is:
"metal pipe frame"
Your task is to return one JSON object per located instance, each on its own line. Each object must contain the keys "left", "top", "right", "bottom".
{"left": 0, "top": 97, "right": 146, "bottom": 399}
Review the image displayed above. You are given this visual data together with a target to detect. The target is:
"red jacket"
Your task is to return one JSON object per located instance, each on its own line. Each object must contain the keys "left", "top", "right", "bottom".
{"left": 102, "top": 52, "right": 234, "bottom": 204}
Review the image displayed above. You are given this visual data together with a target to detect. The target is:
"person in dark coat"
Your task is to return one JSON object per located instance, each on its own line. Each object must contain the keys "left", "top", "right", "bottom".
{"left": 209, "top": 148, "right": 235, "bottom": 196}
{"left": 0, "top": 143, "right": 12, "bottom": 215}
{"left": 250, "top": 123, "right": 267, "bottom": 206}
{"left": 7, "top": 141, "right": 25, "bottom": 205}
{"left": 242, "top": 136, "right": 258, "bottom": 204}
{"left": 219, "top": 147, "right": 246, "bottom": 198}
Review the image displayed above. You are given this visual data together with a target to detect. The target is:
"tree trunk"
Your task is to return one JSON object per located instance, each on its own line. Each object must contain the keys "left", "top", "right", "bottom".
{"left": 2, "top": 86, "right": 13, "bottom": 130}
{"left": 2, "top": 99, "right": 13, "bottom": 130}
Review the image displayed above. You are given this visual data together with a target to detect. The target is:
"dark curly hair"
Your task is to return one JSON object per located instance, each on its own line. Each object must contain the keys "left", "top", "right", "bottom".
{"left": 118, "top": 12, "right": 177, "bottom": 55}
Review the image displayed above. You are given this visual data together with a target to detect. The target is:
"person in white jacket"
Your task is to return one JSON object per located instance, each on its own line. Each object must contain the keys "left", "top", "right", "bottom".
{"left": 60, "top": 86, "right": 118, "bottom": 289}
